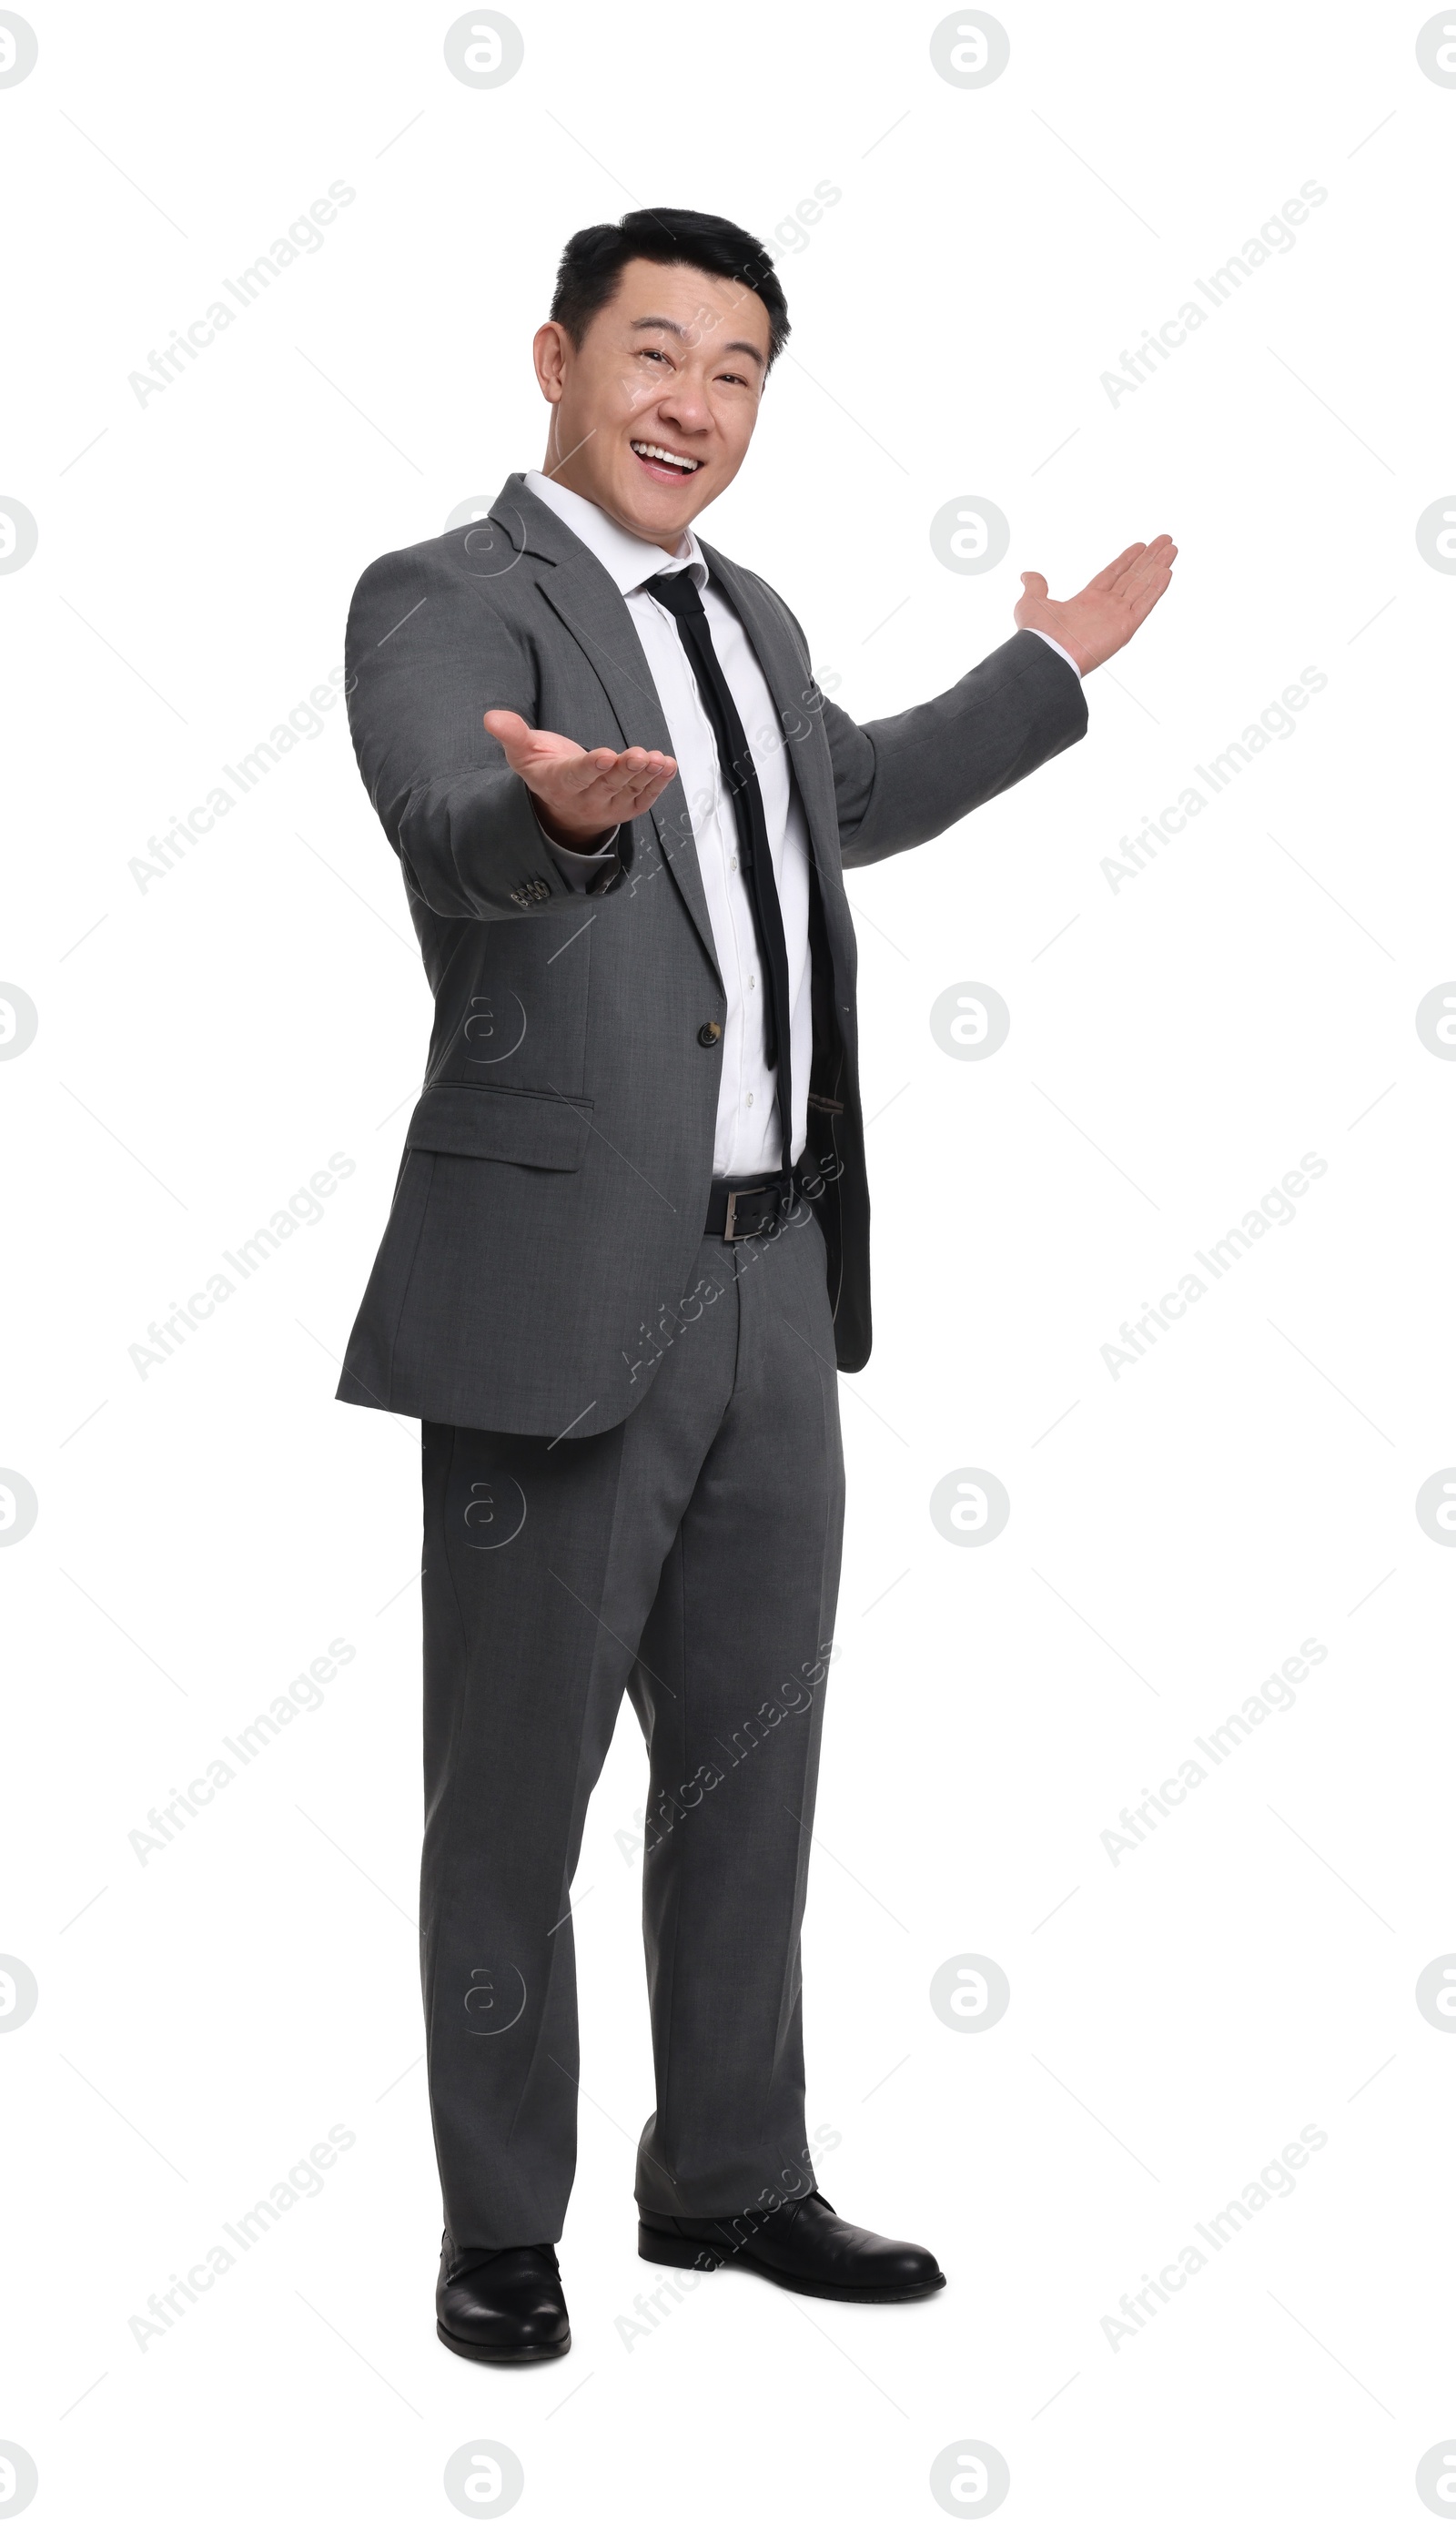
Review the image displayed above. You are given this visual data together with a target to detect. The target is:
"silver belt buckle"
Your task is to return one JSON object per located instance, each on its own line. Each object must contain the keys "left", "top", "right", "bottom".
{"left": 723, "top": 1184, "right": 767, "bottom": 1241}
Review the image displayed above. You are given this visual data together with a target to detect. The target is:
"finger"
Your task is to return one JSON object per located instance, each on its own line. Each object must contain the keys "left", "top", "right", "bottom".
{"left": 1095, "top": 550, "right": 1149, "bottom": 601}
{"left": 622, "top": 754, "right": 676, "bottom": 795}
{"left": 613, "top": 755, "right": 677, "bottom": 809}
{"left": 592, "top": 749, "right": 656, "bottom": 808}
{"left": 1125, "top": 562, "right": 1174, "bottom": 619}
{"left": 627, "top": 754, "right": 677, "bottom": 805}
{"left": 1128, "top": 576, "right": 1173, "bottom": 623}
{"left": 1019, "top": 572, "right": 1048, "bottom": 601}
{"left": 1114, "top": 535, "right": 1178, "bottom": 596}
{"left": 1086, "top": 543, "right": 1146, "bottom": 595}
{"left": 619, "top": 770, "right": 677, "bottom": 817}
{"left": 1124, "top": 544, "right": 1177, "bottom": 600}
{"left": 482, "top": 706, "right": 535, "bottom": 764}
{"left": 1125, "top": 537, "right": 1175, "bottom": 582}
{"left": 556, "top": 746, "right": 622, "bottom": 795}
{"left": 602, "top": 746, "right": 675, "bottom": 804}
{"left": 485, "top": 710, "right": 592, "bottom": 785}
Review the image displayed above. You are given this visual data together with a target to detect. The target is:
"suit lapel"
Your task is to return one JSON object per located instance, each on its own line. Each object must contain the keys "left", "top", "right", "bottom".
{"left": 487, "top": 475, "right": 720, "bottom": 979}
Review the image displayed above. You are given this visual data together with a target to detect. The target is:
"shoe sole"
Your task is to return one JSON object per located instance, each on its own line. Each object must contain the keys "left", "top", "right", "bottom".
{"left": 638, "top": 2224, "right": 945, "bottom": 2303}
{"left": 436, "top": 2319, "right": 571, "bottom": 2364}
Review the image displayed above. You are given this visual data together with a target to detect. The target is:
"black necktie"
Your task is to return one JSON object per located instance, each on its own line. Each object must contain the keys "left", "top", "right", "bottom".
{"left": 647, "top": 570, "right": 794, "bottom": 1177}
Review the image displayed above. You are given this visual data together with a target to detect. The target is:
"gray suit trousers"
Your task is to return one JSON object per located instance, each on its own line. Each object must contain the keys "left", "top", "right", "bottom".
{"left": 420, "top": 1200, "right": 845, "bottom": 2250}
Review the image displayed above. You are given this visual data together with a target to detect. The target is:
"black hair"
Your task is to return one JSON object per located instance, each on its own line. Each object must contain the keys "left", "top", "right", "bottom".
{"left": 550, "top": 207, "right": 790, "bottom": 370}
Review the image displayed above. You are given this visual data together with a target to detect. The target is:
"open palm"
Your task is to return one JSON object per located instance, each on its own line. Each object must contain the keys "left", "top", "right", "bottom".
{"left": 484, "top": 708, "right": 677, "bottom": 846}
{"left": 1014, "top": 535, "right": 1177, "bottom": 675}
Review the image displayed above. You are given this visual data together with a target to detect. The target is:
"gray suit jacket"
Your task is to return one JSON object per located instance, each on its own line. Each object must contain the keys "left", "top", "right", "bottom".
{"left": 336, "top": 471, "right": 1087, "bottom": 1437}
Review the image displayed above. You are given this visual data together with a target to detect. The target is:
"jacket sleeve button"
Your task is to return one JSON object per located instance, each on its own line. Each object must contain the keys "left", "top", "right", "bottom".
{"left": 697, "top": 1020, "right": 723, "bottom": 1048}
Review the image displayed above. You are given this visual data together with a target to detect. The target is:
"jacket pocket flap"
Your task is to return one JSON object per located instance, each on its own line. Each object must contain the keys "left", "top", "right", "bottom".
{"left": 405, "top": 1084, "right": 591, "bottom": 1170}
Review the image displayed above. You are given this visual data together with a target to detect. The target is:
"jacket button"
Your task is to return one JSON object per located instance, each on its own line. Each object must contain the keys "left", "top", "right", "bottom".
{"left": 697, "top": 1021, "right": 722, "bottom": 1048}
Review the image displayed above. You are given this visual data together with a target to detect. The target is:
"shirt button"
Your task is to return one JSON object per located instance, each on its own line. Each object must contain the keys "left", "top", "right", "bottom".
{"left": 730, "top": 856, "right": 738, "bottom": 871}
{"left": 697, "top": 1021, "right": 722, "bottom": 1048}
{"left": 747, "top": 975, "right": 756, "bottom": 990}
{"left": 745, "top": 1092, "right": 754, "bottom": 1107}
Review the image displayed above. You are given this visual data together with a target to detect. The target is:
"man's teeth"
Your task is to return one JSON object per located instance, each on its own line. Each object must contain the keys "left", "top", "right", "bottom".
{"left": 632, "top": 441, "right": 701, "bottom": 472}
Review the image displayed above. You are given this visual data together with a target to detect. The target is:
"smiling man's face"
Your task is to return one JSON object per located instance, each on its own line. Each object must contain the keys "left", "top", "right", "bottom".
{"left": 533, "top": 256, "right": 774, "bottom": 552}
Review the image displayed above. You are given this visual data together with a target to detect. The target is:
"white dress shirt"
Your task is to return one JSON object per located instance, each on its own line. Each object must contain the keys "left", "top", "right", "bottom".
{"left": 521, "top": 467, "right": 1079, "bottom": 1178}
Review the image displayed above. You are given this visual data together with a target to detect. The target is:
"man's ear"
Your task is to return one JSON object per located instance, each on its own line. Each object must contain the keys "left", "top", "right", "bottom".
{"left": 532, "top": 320, "right": 569, "bottom": 403}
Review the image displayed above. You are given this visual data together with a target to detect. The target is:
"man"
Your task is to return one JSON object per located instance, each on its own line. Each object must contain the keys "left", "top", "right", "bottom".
{"left": 338, "top": 207, "right": 1174, "bottom": 2363}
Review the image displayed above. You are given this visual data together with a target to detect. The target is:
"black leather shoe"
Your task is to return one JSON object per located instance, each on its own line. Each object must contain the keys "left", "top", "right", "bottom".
{"left": 436, "top": 2235, "right": 571, "bottom": 2363}
{"left": 638, "top": 2190, "right": 945, "bottom": 2303}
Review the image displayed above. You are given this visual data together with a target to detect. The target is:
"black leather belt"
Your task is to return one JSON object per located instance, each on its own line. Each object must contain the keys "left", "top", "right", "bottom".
{"left": 704, "top": 1168, "right": 804, "bottom": 1241}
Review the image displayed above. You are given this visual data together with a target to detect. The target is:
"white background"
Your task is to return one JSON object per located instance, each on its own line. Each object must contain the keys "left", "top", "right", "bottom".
{"left": 4, "top": 2, "right": 1455, "bottom": 2523}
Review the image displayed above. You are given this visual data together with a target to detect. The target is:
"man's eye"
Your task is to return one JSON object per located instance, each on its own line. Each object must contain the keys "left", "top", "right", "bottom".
{"left": 640, "top": 348, "right": 669, "bottom": 364}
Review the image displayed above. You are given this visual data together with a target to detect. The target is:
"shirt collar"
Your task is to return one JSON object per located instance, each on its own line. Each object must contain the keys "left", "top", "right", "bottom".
{"left": 522, "top": 468, "right": 708, "bottom": 598}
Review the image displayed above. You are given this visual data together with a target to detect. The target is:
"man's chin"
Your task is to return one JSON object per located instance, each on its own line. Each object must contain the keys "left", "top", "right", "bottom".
{"left": 609, "top": 471, "right": 710, "bottom": 548}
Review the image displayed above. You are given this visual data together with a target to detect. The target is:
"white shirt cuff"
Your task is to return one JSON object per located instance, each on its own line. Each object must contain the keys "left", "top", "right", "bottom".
{"left": 1026, "top": 626, "right": 1082, "bottom": 678}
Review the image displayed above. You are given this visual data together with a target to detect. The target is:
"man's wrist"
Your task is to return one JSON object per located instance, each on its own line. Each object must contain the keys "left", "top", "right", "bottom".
{"left": 530, "top": 795, "right": 617, "bottom": 852}
{"left": 531, "top": 800, "right": 622, "bottom": 895}
{"left": 1026, "top": 624, "right": 1085, "bottom": 678}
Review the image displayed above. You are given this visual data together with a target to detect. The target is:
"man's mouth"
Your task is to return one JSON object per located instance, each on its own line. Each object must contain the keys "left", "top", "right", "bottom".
{"left": 630, "top": 440, "right": 703, "bottom": 483}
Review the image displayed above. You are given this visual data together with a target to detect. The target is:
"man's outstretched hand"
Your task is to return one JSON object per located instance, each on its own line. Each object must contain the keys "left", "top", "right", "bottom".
{"left": 1014, "top": 535, "right": 1177, "bottom": 676}
{"left": 483, "top": 708, "right": 678, "bottom": 849}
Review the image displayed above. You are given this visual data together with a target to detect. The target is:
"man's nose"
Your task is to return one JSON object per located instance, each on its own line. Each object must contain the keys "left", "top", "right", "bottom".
{"left": 654, "top": 378, "right": 711, "bottom": 434}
